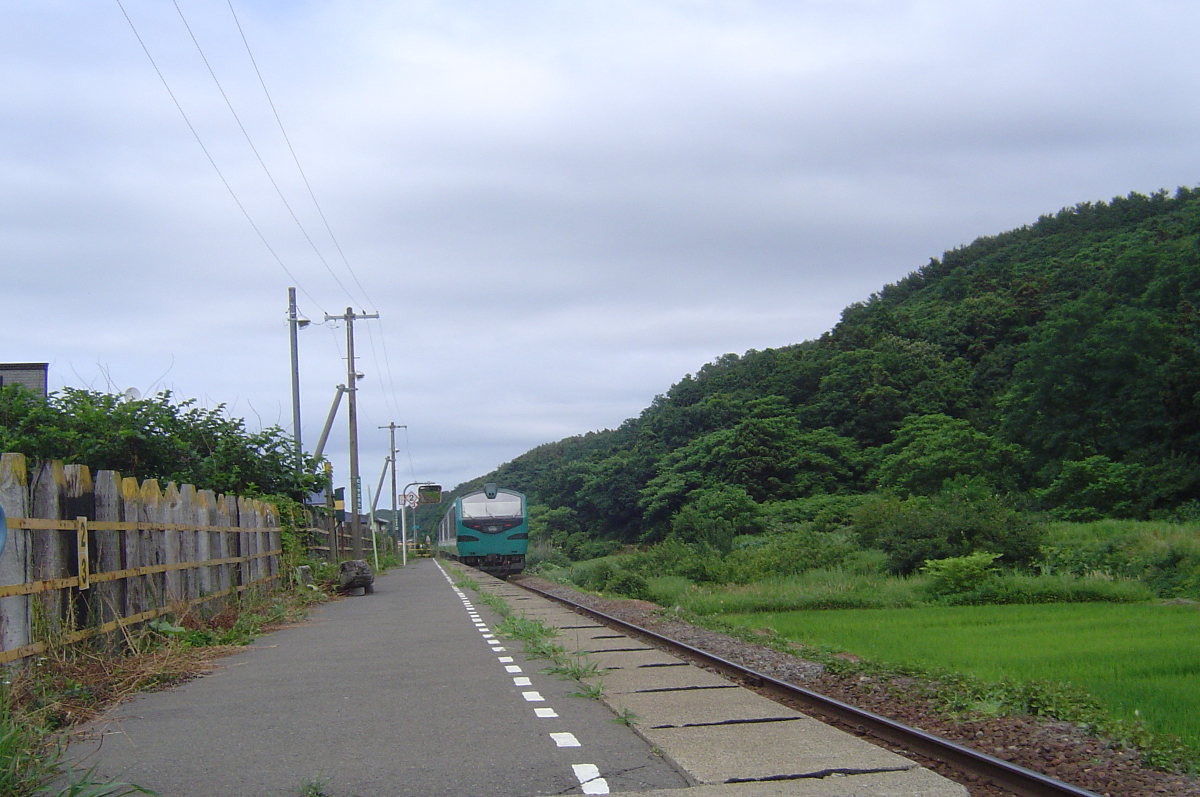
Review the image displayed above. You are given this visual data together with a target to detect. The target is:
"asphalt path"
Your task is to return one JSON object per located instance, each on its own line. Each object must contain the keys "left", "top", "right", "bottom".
{"left": 69, "top": 559, "right": 689, "bottom": 797}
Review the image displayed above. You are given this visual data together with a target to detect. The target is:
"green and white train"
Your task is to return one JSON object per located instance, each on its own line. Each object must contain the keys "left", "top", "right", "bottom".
{"left": 436, "top": 484, "right": 528, "bottom": 576}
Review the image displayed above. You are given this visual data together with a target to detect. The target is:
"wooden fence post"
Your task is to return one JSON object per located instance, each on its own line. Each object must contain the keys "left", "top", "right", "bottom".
{"left": 31, "top": 460, "right": 68, "bottom": 635}
{"left": 196, "top": 490, "right": 216, "bottom": 599}
{"left": 178, "top": 484, "right": 199, "bottom": 603}
{"left": 121, "top": 477, "right": 145, "bottom": 617}
{"left": 138, "top": 480, "right": 163, "bottom": 609}
{"left": 94, "top": 471, "right": 126, "bottom": 635}
{"left": 237, "top": 496, "right": 254, "bottom": 588}
{"left": 253, "top": 500, "right": 267, "bottom": 583}
{"left": 0, "top": 453, "right": 30, "bottom": 658}
{"left": 64, "top": 465, "right": 94, "bottom": 632}
{"left": 265, "top": 502, "right": 280, "bottom": 581}
{"left": 216, "top": 494, "right": 237, "bottom": 595}
{"left": 163, "top": 483, "right": 183, "bottom": 603}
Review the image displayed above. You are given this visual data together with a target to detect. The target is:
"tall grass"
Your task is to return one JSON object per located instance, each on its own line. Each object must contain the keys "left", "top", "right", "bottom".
{"left": 652, "top": 568, "right": 925, "bottom": 614}
{"left": 1041, "top": 519, "right": 1200, "bottom": 598}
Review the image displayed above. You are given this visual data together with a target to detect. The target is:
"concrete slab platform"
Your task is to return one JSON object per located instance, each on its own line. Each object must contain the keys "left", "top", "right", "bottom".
{"left": 586, "top": 647, "right": 688, "bottom": 669}
{"left": 592, "top": 662, "right": 737, "bottom": 694}
{"left": 642, "top": 719, "right": 917, "bottom": 784}
{"left": 556, "top": 626, "right": 639, "bottom": 648}
{"left": 609, "top": 685, "right": 804, "bottom": 728}
{"left": 603, "top": 767, "right": 967, "bottom": 797}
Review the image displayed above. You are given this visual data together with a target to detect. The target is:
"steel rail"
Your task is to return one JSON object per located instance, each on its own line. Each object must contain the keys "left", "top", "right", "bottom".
{"left": 515, "top": 578, "right": 1102, "bottom": 797}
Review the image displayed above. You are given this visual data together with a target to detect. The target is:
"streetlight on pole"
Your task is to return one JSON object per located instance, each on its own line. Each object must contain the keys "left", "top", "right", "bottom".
{"left": 400, "top": 481, "right": 439, "bottom": 567}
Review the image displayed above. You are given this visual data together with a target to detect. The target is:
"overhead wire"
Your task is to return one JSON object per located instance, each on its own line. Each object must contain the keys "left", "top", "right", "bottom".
{"left": 224, "top": 0, "right": 408, "bottom": 426}
{"left": 402, "top": 427, "right": 417, "bottom": 482}
{"left": 225, "top": 0, "right": 377, "bottom": 313}
{"left": 114, "top": 0, "right": 325, "bottom": 315}
{"left": 170, "top": 0, "right": 361, "bottom": 309}
{"left": 122, "top": 0, "right": 417, "bottom": 469}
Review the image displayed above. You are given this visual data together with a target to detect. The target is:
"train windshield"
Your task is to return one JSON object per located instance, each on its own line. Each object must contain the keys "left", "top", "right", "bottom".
{"left": 461, "top": 491, "right": 523, "bottom": 520}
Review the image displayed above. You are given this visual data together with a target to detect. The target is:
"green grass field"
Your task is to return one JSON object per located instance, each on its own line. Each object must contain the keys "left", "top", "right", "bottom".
{"left": 723, "top": 602, "right": 1200, "bottom": 748}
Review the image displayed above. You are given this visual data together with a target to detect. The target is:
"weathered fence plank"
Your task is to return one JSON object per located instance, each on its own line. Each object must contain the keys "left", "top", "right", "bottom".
{"left": 0, "top": 454, "right": 31, "bottom": 657}
{"left": 64, "top": 464, "right": 94, "bottom": 630}
{"left": 31, "top": 460, "right": 68, "bottom": 634}
{"left": 94, "top": 471, "right": 126, "bottom": 632}
{"left": 179, "top": 484, "right": 199, "bottom": 603}
{"left": 163, "top": 482, "right": 183, "bottom": 602}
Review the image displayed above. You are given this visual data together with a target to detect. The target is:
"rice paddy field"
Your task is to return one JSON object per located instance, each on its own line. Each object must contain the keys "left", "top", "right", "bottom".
{"left": 722, "top": 602, "right": 1200, "bottom": 748}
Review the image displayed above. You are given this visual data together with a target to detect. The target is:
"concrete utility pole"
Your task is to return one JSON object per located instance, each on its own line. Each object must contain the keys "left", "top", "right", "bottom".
{"left": 324, "top": 307, "right": 379, "bottom": 560}
{"left": 379, "top": 423, "right": 406, "bottom": 565}
{"left": 287, "top": 288, "right": 309, "bottom": 473}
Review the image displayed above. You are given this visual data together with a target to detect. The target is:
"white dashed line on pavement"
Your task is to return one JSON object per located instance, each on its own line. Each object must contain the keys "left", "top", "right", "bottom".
{"left": 572, "top": 764, "right": 610, "bottom": 795}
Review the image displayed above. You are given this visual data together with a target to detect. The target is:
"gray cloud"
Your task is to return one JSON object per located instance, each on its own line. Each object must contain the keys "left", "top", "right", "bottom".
{"left": 2, "top": 0, "right": 1198, "bottom": 491}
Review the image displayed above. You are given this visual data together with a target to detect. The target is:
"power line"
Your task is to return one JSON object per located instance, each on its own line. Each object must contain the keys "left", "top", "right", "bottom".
{"left": 226, "top": 0, "right": 377, "bottom": 313}
{"left": 224, "top": 1, "right": 410, "bottom": 435}
{"left": 402, "top": 426, "right": 417, "bottom": 482}
{"left": 114, "top": 0, "right": 325, "bottom": 315}
{"left": 171, "top": 0, "right": 360, "bottom": 309}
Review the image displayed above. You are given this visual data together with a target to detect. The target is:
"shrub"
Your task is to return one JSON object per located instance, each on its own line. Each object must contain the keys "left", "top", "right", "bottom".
{"left": 922, "top": 552, "right": 1000, "bottom": 597}
{"left": 603, "top": 571, "right": 652, "bottom": 601}
{"left": 853, "top": 482, "right": 1045, "bottom": 574}
{"left": 939, "top": 573, "right": 1153, "bottom": 605}
{"left": 622, "top": 539, "right": 729, "bottom": 584}
{"left": 566, "top": 560, "right": 619, "bottom": 592}
{"left": 724, "top": 529, "right": 858, "bottom": 583}
{"left": 759, "top": 494, "right": 871, "bottom": 533}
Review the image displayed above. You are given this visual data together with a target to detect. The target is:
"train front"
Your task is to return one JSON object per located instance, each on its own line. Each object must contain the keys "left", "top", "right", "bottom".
{"left": 454, "top": 485, "right": 528, "bottom": 576}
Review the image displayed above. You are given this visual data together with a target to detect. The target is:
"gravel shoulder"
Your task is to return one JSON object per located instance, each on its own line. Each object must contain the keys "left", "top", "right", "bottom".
{"left": 515, "top": 575, "right": 1200, "bottom": 797}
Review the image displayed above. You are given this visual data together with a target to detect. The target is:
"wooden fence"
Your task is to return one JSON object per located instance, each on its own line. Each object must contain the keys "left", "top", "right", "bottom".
{"left": 0, "top": 453, "right": 282, "bottom": 666}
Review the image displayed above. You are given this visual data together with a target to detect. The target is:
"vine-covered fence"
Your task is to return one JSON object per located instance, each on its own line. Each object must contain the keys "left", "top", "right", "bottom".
{"left": 0, "top": 452, "right": 281, "bottom": 665}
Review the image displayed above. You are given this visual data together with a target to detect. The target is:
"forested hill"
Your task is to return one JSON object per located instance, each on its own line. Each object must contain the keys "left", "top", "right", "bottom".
{"left": 460, "top": 188, "right": 1200, "bottom": 547}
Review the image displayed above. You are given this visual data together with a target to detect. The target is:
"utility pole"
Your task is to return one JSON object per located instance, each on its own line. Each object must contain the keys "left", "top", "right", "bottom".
{"left": 287, "top": 288, "right": 309, "bottom": 473}
{"left": 379, "top": 423, "right": 406, "bottom": 565}
{"left": 324, "top": 307, "right": 379, "bottom": 560}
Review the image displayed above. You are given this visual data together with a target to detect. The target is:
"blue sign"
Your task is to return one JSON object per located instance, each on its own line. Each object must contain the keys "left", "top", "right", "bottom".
{"left": 0, "top": 503, "right": 6, "bottom": 559}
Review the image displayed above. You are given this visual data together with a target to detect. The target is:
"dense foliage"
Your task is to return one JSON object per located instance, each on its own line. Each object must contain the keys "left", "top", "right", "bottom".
{"left": 462, "top": 187, "right": 1200, "bottom": 571}
{"left": 0, "top": 387, "right": 322, "bottom": 500}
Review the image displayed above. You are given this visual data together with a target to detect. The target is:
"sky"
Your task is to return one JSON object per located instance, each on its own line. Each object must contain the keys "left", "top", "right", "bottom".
{"left": 3, "top": 0, "right": 1199, "bottom": 499}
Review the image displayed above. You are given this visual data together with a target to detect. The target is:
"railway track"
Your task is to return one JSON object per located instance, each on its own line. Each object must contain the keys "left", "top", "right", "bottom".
{"left": 513, "top": 577, "right": 1103, "bottom": 797}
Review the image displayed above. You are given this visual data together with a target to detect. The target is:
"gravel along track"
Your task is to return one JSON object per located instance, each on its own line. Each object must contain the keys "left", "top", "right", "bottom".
{"left": 514, "top": 576, "right": 1200, "bottom": 797}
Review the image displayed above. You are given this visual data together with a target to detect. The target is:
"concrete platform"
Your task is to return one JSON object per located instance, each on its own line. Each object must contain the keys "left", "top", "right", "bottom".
{"left": 67, "top": 561, "right": 691, "bottom": 797}
{"left": 585, "top": 648, "right": 689, "bottom": 669}
{"left": 615, "top": 768, "right": 972, "bottom": 797}
{"left": 589, "top": 664, "right": 737, "bottom": 694}
{"left": 608, "top": 685, "right": 801, "bottom": 728}
{"left": 462, "top": 567, "right": 969, "bottom": 797}
{"left": 643, "top": 719, "right": 917, "bottom": 783}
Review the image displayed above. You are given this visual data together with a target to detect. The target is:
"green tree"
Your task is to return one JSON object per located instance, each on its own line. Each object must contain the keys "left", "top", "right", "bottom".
{"left": 875, "top": 413, "right": 1026, "bottom": 495}
{"left": 0, "top": 387, "right": 321, "bottom": 499}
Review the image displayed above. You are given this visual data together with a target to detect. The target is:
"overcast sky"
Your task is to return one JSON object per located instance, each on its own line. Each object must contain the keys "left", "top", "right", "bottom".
{"left": 3, "top": 0, "right": 1198, "bottom": 498}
